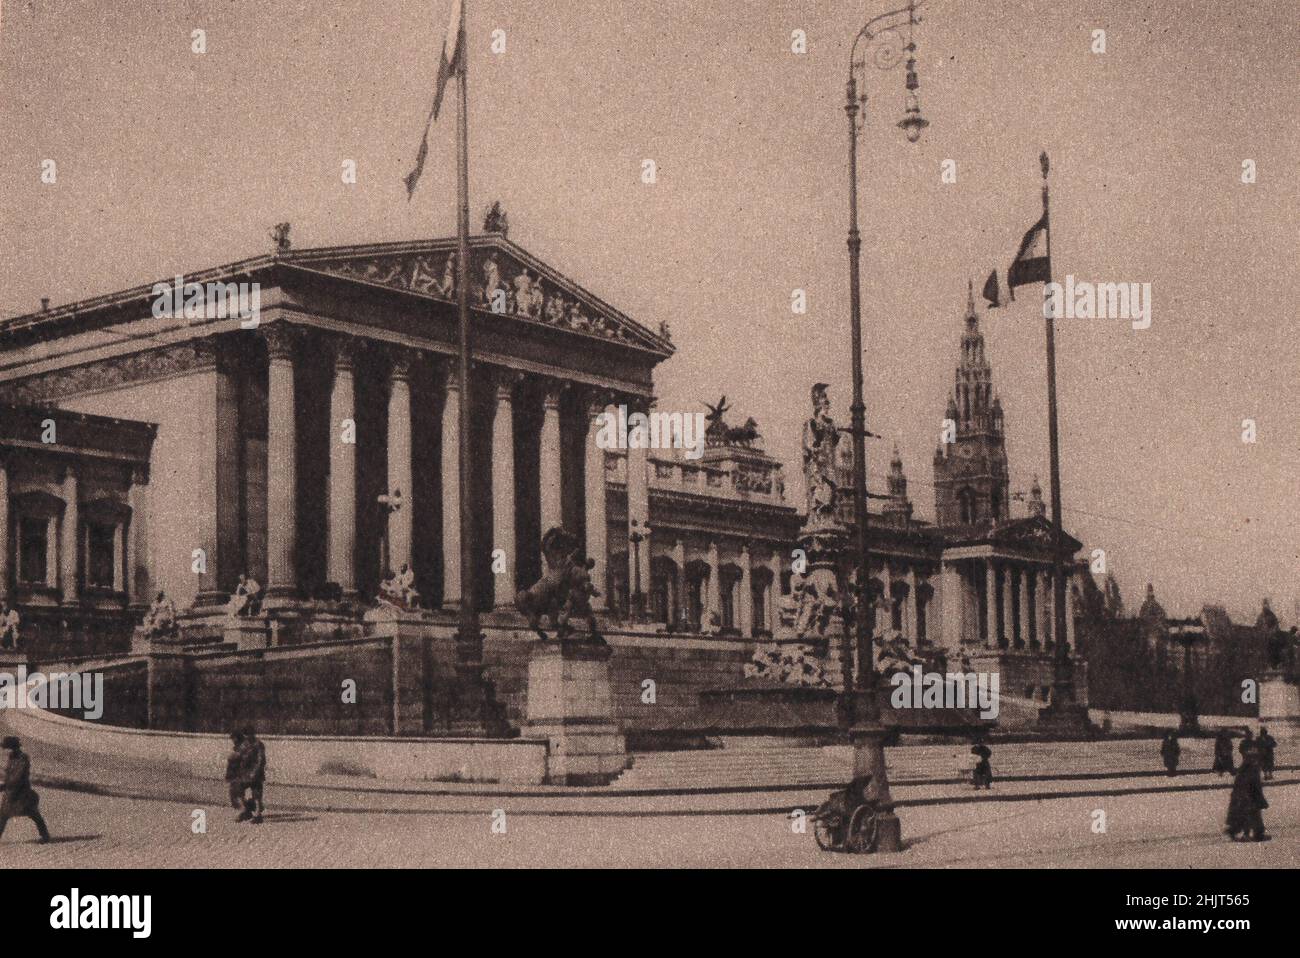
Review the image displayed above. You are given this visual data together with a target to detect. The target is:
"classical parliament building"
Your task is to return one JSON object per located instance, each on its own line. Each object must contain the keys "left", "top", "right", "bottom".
{"left": 0, "top": 225, "right": 1084, "bottom": 717}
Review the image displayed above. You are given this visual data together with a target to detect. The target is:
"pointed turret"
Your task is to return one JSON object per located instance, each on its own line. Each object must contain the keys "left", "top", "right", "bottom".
{"left": 932, "top": 282, "right": 1011, "bottom": 525}
{"left": 883, "top": 443, "right": 913, "bottom": 524}
{"left": 1029, "top": 475, "right": 1046, "bottom": 517}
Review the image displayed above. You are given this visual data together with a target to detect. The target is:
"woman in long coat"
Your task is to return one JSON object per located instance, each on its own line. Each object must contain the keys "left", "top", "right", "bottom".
{"left": 1224, "top": 748, "right": 1268, "bottom": 842}
{"left": 1160, "top": 733, "right": 1180, "bottom": 776}
{"left": 0, "top": 736, "right": 51, "bottom": 843}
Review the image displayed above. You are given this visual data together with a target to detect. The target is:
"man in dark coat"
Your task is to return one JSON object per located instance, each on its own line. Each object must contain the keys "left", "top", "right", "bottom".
{"left": 1258, "top": 727, "right": 1277, "bottom": 781}
{"left": 971, "top": 741, "right": 993, "bottom": 789}
{"left": 224, "top": 731, "right": 246, "bottom": 816}
{"left": 1224, "top": 746, "right": 1269, "bottom": 841}
{"left": 1160, "top": 732, "right": 1180, "bottom": 776}
{"left": 0, "top": 736, "right": 50, "bottom": 843}
{"left": 238, "top": 726, "right": 267, "bottom": 825}
{"left": 1212, "top": 730, "right": 1235, "bottom": 775}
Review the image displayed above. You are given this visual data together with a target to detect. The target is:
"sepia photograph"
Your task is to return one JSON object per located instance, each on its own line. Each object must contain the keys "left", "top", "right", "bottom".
{"left": 0, "top": 0, "right": 1296, "bottom": 937}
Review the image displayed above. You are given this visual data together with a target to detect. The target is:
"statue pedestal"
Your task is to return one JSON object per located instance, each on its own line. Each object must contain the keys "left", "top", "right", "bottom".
{"left": 523, "top": 638, "right": 627, "bottom": 785}
{"left": 223, "top": 619, "right": 270, "bottom": 651}
{"left": 1259, "top": 670, "right": 1300, "bottom": 739}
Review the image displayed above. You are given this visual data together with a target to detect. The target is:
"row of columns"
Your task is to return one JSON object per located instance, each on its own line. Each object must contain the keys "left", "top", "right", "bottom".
{"left": 871, "top": 559, "right": 931, "bottom": 641}
{"left": 270, "top": 325, "right": 626, "bottom": 609}
{"left": 956, "top": 559, "right": 1074, "bottom": 650}
{"left": 667, "top": 540, "right": 781, "bottom": 637}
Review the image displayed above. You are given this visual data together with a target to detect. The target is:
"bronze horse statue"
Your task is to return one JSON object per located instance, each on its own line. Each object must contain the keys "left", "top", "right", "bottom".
{"left": 515, "top": 527, "right": 602, "bottom": 642}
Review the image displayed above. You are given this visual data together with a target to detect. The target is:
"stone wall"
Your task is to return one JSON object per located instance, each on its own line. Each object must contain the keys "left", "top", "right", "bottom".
{"left": 149, "top": 638, "right": 394, "bottom": 735}
{"left": 28, "top": 624, "right": 756, "bottom": 741}
{"left": 483, "top": 626, "right": 753, "bottom": 735}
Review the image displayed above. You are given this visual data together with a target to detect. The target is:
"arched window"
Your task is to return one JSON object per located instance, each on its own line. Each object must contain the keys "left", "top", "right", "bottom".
{"left": 958, "top": 487, "right": 977, "bottom": 524}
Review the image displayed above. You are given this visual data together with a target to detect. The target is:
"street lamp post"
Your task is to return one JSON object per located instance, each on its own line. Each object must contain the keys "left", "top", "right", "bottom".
{"left": 841, "top": 0, "right": 928, "bottom": 855}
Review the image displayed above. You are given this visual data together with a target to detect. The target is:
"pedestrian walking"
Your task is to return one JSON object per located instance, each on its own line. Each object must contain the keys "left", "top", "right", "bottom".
{"left": 238, "top": 726, "right": 267, "bottom": 824}
{"left": 1160, "top": 732, "right": 1180, "bottom": 776}
{"left": 0, "top": 736, "right": 50, "bottom": 844}
{"left": 1212, "top": 729, "right": 1235, "bottom": 776}
{"left": 1224, "top": 746, "right": 1269, "bottom": 842}
{"left": 225, "top": 731, "right": 247, "bottom": 817}
{"left": 970, "top": 740, "right": 993, "bottom": 790}
{"left": 1258, "top": 726, "right": 1277, "bottom": 781}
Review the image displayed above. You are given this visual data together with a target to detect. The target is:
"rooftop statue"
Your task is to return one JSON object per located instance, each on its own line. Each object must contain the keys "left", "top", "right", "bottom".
{"left": 483, "top": 201, "right": 509, "bottom": 237}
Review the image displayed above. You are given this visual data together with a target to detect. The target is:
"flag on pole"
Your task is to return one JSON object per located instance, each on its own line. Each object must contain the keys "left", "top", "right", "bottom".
{"left": 981, "top": 269, "right": 1001, "bottom": 309}
{"left": 404, "top": 0, "right": 466, "bottom": 199}
{"left": 1007, "top": 213, "right": 1049, "bottom": 301}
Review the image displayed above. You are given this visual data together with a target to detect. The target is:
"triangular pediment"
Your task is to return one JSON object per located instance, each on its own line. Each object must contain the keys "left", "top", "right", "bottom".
{"left": 285, "top": 236, "right": 673, "bottom": 356}
{"left": 991, "top": 515, "right": 1082, "bottom": 554}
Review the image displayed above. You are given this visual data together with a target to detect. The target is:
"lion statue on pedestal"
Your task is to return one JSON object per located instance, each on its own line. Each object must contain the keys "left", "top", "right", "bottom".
{"left": 515, "top": 527, "right": 601, "bottom": 642}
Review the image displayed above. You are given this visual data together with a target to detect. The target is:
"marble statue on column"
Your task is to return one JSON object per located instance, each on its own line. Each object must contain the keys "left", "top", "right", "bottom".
{"left": 802, "top": 382, "right": 842, "bottom": 531}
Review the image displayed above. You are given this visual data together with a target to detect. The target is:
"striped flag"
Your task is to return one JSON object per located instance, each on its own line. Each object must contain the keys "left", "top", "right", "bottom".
{"left": 1007, "top": 213, "right": 1049, "bottom": 301}
{"left": 404, "top": 0, "right": 465, "bottom": 199}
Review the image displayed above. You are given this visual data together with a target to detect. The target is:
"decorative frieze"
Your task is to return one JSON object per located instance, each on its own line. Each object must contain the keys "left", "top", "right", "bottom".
{"left": 327, "top": 246, "right": 652, "bottom": 349}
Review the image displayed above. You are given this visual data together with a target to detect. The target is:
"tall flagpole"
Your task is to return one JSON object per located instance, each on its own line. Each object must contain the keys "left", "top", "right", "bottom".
{"left": 455, "top": 0, "right": 478, "bottom": 656}
{"left": 1040, "top": 151, "right": 1081, "bottom": 723}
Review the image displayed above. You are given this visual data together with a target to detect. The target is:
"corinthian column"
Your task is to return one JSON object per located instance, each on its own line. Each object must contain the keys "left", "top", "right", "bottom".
{"left": 1002, "top": 564, "right": 1014, "bottom": 646}
{"left": 0, "top": 457, "right": 10, "bottom": 605}
{"left": 626, "top": 398, "right": 651, "bottom": 600}
{"left": 906, "top": 568, "right": 920, "bottom": 640}
{"left": 440, "top": 368, "right": 462, "bottom": 609}
{"left": 491, "top": 374, "right": 517, "bottom": 607}
{"left": 265, "top": 324, "right": 298, "bottom": 599}
{"left": 1018, "top": 568, "right": 1032, "bottom": 647}
{"left": 584, "top": 398, "right": 609, "bottom": 611}
{"left": 984, "top": 561, "right": 997, "bottom": 648}
{"left": 1038, "top": 570, "right": 1053, "bottom": 648}
{"left": 386, "top": 353, "right": 413, "bottom": 575}
{"left": 328, "top": 344, "right": 358, "bottom": 597}
{"left": 539, "top": 382, "right": 564, "bottom": 536}
{"left": 706, "top": 541, "right": 721, "bottom": 626}
{"left": 738, "top": 543, "right": 753, "bottom": 637}
{"left": 60, "top": 467, "right": 78, "bottom": 605}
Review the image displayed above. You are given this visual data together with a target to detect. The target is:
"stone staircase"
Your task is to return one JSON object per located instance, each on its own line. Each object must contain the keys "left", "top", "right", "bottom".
{"left": 616, "top": 737, "right": 1232, "bottom": 791}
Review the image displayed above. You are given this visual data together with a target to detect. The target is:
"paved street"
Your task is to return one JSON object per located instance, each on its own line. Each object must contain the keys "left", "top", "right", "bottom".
{"left": 2, "top": 775, "right": 1294, "bottom": 868}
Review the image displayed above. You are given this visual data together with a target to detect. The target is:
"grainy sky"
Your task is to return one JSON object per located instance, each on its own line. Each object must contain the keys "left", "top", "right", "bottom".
{"left": 2, "top": 0, "right": 1297, "bottom": 622}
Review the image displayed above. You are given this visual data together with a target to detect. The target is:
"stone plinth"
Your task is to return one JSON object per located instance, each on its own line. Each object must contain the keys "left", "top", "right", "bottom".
{"left": 367, "top": 608, "right": 437, "bottom": 736}
{"left": 523, "top": 638, "right": 627, "bottom": 785}
{"left": 1259, "top": 671, "right": 1300, "bottom": 739}
{"left": 223, "top": 618, "right": 271, "bottom": 651}
{"left": 365, "top": 607, "right": 499, "bottom": 737}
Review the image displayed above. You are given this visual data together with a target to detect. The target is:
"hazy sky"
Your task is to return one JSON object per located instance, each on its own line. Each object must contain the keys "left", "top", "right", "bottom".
{"left": 2, "top": 0, "right": 1297, "bottom": 623}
